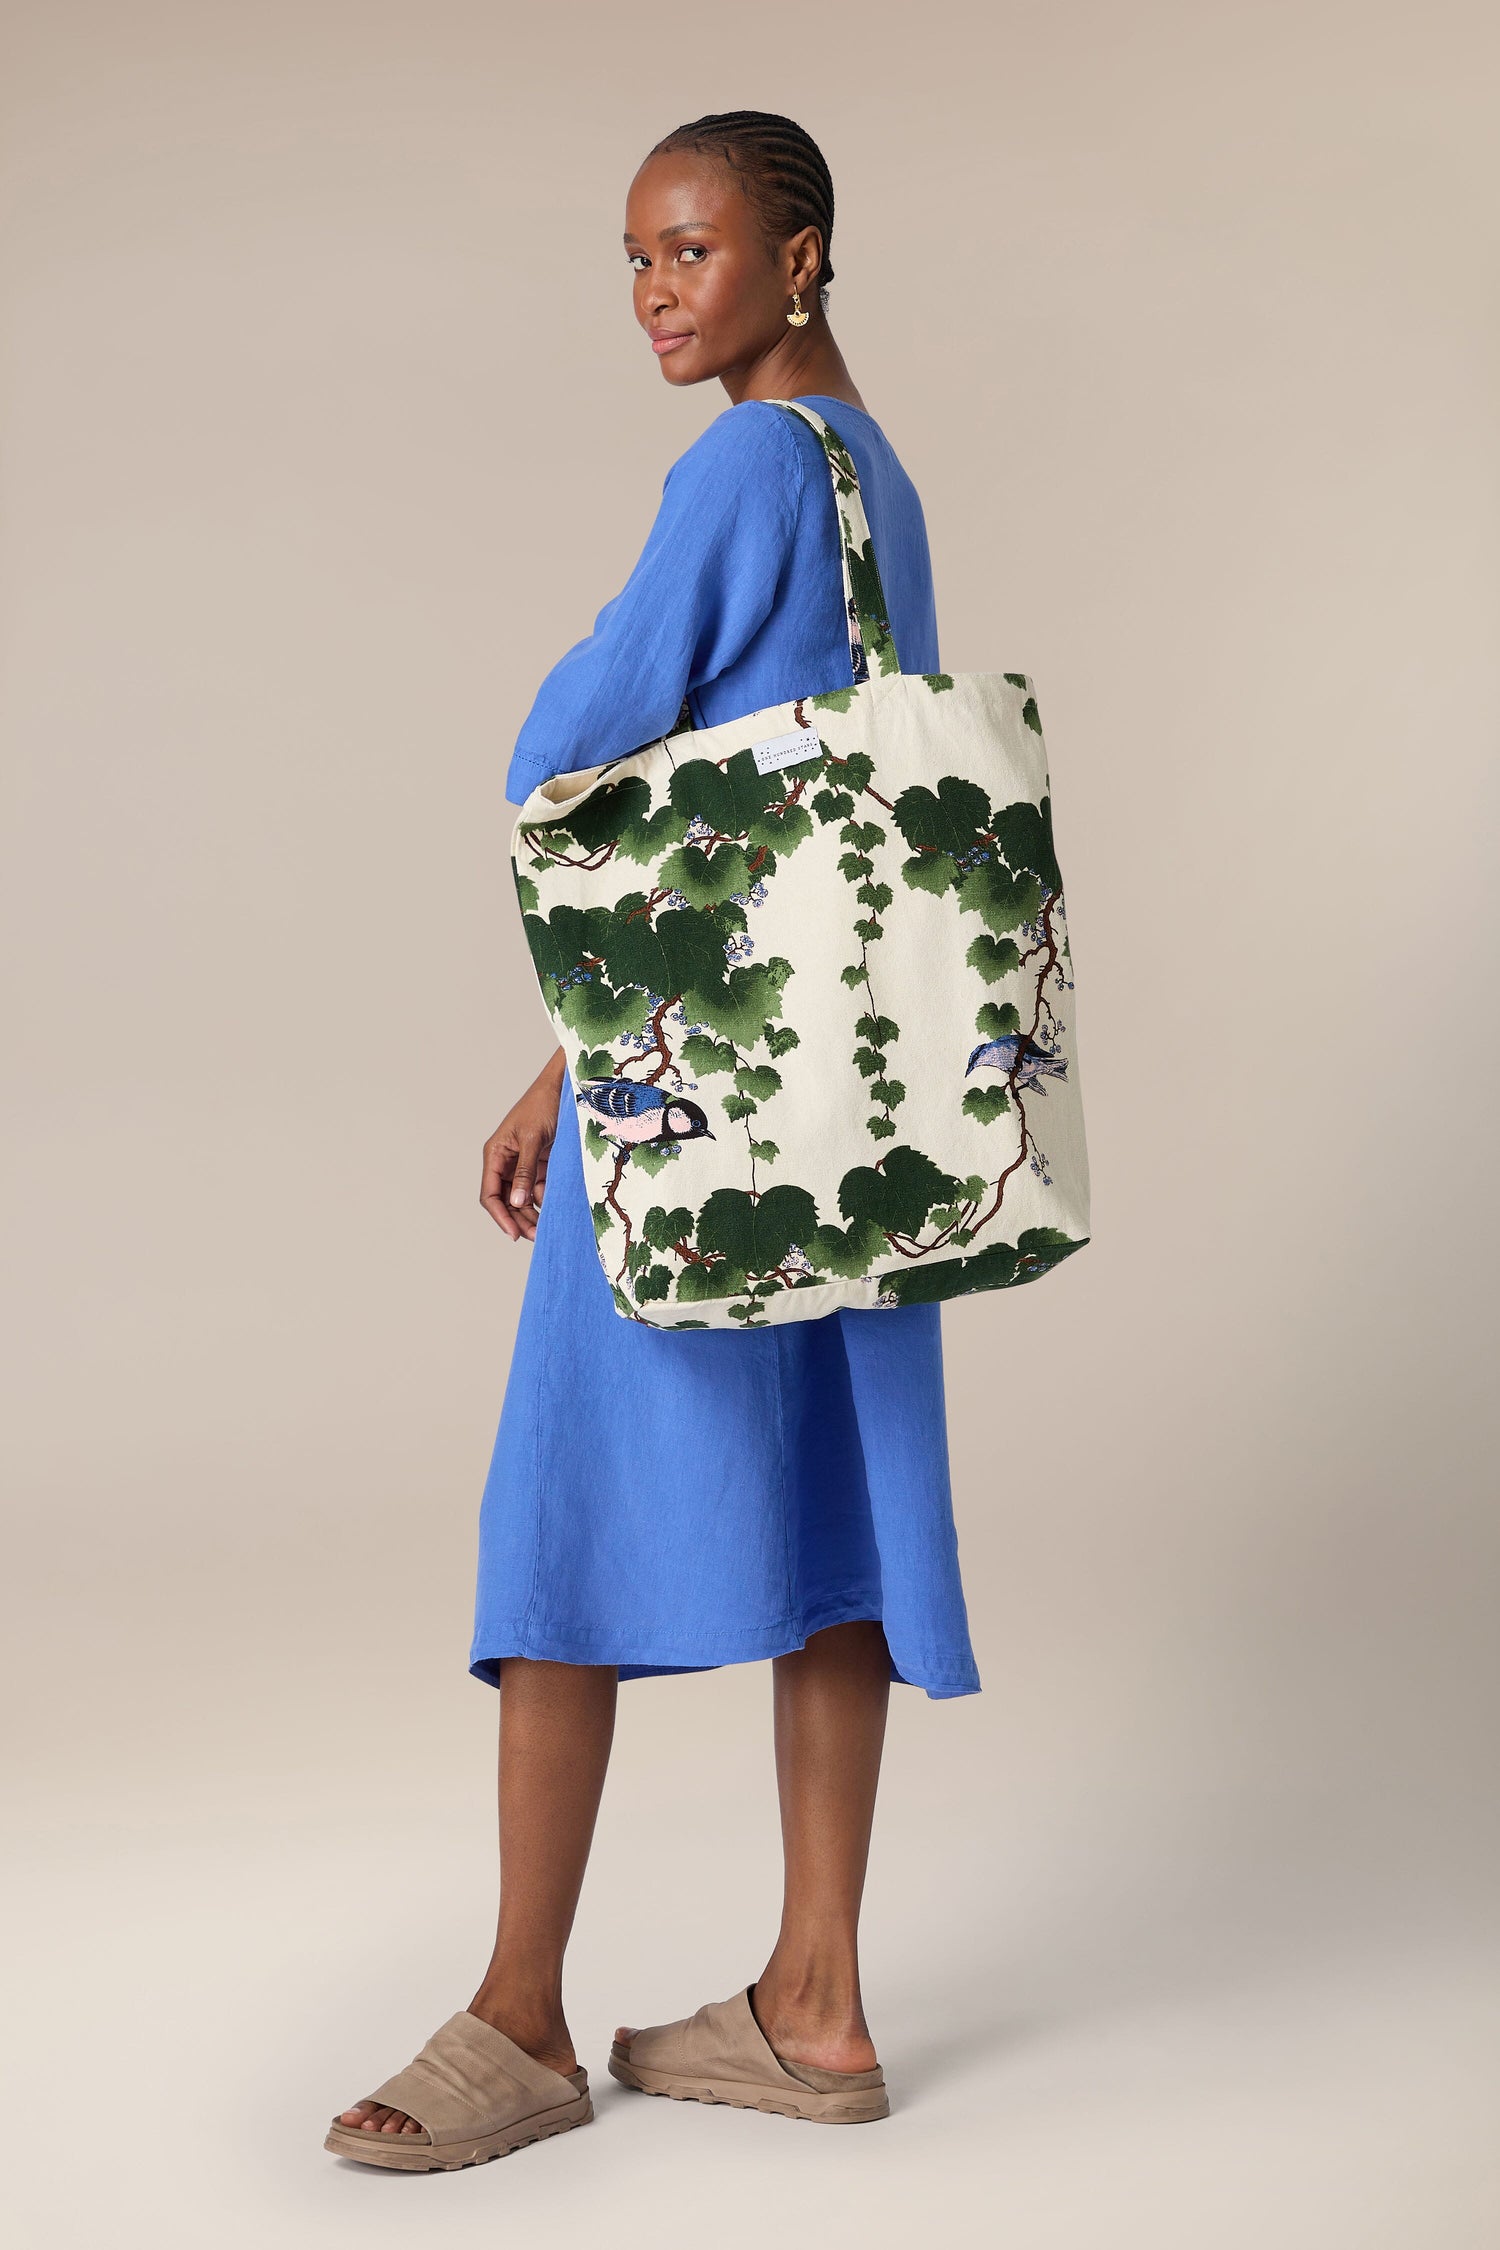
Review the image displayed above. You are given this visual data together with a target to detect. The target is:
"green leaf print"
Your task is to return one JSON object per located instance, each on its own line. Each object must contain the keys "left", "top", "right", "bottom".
{"left": 656, "top": 842, "right": 752, "bottom": 906}
{"left": 667, "top": 759, "right": 737, "bottom": 831}
{"left": 838, "top": 1145, "right": 962, "bottom": 1238}
{"left": 966, "top": 934, "right": 1023, "bottom": 983}
{"left": 990, "top": 798, "right": 1062, "bottom": 892}
{"left": 630, "top": 1141, "right": 686, "bottom": 1178}
{"left": 696, "top": 1184, "right": 819, "bottom": 1275}
{"left": 748, "top": 803, "right": 813, "bottom": 851}
{"left": 675, "top": 1259, "right": 748, "bottom": 1302}
{"left": 522, "top": 903, "right": 615, "bottom": 986}
{"left": 806, "top": 1217, "right": 886, "bottom": 1277}
{"left": 975, "top": 1001, "right": 1021, "bottom": 1038}
{"left": 957, "top": 860, "right": 1043, "bottom": 936}
{"left": 601, "top": 903, "right": 726, "bottom": 1002}
{"left": 680, "top": 1033, "right": 736, "bottom": 1076}
{"left": 615, "top": 801, "right": 690, "bottom": 866}
{"left": 892, "top": 776, "right": 989, "bottom": 856}
{"left": 921, "top": 673, "right": 955, "bottom": 693}
{"left": 901, "top": 853, "right": 958, "bottom": 897}
{"left": 764, "top": 1023, "right": 800, "bottom": 1058}
{"left": 879, "top": 1229, "right": 1086, "bottom": 1309}
{"left": 962, "top": 1085, "right": 1012, "bottom": 1126}
{"left": 733, "top": 1064, "right": 783, "bottom": 1102}
{"left": 1009, "top": 1229, "right": 1085, "bottom": 1282}
{"left": 643, "top": 1204, "right": 694, "bottom": 1251}
{"left": 686, "top": 960, "right": 788, "bottom": 1045}
{"left": 558, "top": 976, "right": 647, "bottom": 1043}
{"left": 721, "top": 746, "right": 791, "bottom": 825}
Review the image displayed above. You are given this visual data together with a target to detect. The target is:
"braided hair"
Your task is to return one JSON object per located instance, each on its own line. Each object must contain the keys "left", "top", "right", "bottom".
{"left": 648, "top": 111, "right": 836, "bottom": 308}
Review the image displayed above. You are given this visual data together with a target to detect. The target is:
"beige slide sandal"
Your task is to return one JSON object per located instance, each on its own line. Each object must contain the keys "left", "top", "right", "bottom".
{"left": 324, "top": 2009, "right": 592, "bottom": 2171}
{"left": 609, "top": 1986, "right": 889, "bottom": 2124}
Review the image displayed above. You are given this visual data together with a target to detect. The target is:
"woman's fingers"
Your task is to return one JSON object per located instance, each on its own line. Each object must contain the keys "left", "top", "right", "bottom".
{"left": 508, "top": 1139, "right": 537, "bottom": 1210}
{"left": 481, "top": 1126, "right": 550, "bottom": 1240}
{"left": 481, "top": 1130, "right": 524, "bottom": 1238}
{"left": 511, "top": 1134, "right": 554, "bottom": 1237}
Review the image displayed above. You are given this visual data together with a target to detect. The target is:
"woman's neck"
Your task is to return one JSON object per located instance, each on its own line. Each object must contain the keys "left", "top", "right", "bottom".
{"left": 723, "top": 324, "right": 868, "bottom": 415}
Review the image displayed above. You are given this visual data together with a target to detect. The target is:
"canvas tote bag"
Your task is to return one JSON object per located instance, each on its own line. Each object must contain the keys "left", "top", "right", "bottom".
{"left": 510, "top": 400, "right": 1090, "bottom": 1329}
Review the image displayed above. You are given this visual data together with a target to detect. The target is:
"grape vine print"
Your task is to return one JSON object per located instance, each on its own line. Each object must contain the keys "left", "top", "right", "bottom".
{"left": 513, "top": 678, "right": 1089, "bottom": 1328}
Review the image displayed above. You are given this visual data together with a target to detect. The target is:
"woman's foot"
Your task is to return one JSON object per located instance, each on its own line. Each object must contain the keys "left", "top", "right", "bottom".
{"left": 615, "top": 1970, "right": 877, "bottom": 2076}
{"left": 336, "top": 1990, "right": 578, "bottom": 2138}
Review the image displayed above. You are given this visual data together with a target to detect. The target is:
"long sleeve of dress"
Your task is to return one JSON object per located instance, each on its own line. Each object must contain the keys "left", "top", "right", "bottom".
{"left": 505, "top": 403, "right": 808, "bottom": 807}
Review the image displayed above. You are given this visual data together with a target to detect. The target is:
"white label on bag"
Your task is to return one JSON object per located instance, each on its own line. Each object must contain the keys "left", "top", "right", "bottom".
{"left": 750, "top": 724, "right": 822, "bottom": 776}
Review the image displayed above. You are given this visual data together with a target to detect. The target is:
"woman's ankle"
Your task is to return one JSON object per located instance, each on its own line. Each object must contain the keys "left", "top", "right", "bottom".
{"left": 751, "top": 1951, "right": 877, "bottom": 2072}
{"left": 467, "top": 1977, "right": 576, "bottom": 2075}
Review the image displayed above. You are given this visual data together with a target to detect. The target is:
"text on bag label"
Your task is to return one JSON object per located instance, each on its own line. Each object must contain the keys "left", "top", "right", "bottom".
{"left": 750, "top": 725, "right": 823, "bottom": 776}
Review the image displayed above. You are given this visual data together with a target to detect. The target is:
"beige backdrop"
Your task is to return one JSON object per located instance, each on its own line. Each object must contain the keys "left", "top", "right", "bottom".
{"left": 4, "top": 3, "right": 1497, "bottom": 2243}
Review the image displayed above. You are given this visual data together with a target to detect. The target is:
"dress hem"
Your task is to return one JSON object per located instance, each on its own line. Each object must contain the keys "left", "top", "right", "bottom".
{"left": 469, "top": 1600, "right": 981, "bottom": 1702}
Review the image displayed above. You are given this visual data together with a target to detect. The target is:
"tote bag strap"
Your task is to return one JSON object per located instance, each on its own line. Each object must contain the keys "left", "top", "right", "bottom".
{"left": 664, "top": 398, "right": 901, "bottom": 743}
{"left": 767, "top": 398, "right": 901, "bottom": 685}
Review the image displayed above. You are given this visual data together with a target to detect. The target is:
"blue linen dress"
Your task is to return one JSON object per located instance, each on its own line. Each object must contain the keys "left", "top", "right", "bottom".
{"left": 470, "top": 395, "right": 980, "bottom": 1700}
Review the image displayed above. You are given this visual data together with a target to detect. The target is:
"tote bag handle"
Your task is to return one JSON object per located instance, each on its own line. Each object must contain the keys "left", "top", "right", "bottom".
{"left": 664, "top": 398, "right": 903, "bottom": 739}
{"left": 767, "top": 398, "right": 902, "bottom": 685}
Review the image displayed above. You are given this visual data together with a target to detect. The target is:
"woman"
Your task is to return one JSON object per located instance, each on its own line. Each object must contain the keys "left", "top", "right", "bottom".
{"left": 326, "top": 109, "right": 979, "bottom": 2170}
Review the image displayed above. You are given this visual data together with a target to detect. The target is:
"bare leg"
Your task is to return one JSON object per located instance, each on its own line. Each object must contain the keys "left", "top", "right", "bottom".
{"left": 617, "top": 1619, "right": 891, "bottom": 2073}
{"left": 339, "top": 1656, "right": 617, "bottom": 2136}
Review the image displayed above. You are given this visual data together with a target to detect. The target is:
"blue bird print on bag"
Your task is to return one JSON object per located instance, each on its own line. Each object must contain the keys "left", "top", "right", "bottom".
{"left": 575, "top": 1078, "right": 715, "bottom": 1146}
{"left": 965, "top": 1034, "right": 1069, "bottom": 1096}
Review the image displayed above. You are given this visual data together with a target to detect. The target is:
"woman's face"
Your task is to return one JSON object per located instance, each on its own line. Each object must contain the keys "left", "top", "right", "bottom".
{"left": 624, "top": 151, "right": 820, "bottom": 388}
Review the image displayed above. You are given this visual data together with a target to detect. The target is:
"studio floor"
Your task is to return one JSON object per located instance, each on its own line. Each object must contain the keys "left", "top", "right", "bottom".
{"left": 8, "top": 1664, "right": 1497, "bottom": 2250}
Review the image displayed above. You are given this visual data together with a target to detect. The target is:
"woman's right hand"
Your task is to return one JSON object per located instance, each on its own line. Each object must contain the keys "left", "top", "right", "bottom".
{"left": 481, "top": 1046, "right": 567, "bottom": 1242}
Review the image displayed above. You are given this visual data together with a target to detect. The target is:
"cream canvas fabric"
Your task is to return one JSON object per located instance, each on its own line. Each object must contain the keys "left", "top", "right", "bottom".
{"left": 511, "top": 402, "right": 1090, "bottom": 1329}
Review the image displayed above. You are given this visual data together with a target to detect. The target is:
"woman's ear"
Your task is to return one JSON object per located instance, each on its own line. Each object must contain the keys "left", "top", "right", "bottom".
{"left": 785, "top": 223, "right": 824, "bottom": 299}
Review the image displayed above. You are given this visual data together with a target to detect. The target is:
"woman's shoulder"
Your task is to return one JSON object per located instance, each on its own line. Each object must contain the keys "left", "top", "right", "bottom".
{"left": 663, "top": 398, "right": 811, "bottom": 497}
{"left": 661, "top": 396, "right": 920, "bottom": 516}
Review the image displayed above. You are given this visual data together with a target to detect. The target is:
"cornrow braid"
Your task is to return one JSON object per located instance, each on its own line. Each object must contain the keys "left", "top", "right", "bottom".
{"left": 649, "top": 110, "right": 836, "bottom": 303}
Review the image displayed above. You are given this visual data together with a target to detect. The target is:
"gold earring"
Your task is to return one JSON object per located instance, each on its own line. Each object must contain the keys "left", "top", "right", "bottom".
{"left": 787, "top": 290, "right": 810, "bottom": 328}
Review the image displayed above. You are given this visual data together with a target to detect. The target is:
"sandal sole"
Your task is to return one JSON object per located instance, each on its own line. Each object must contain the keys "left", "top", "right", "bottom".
{"left": 608, "top": 2047, "right": 888, "bottom": 2125}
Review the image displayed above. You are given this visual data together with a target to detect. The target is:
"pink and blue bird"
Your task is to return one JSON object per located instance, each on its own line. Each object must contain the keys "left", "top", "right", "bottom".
{"left": 965, "top": 1033, "right": 1068, "bottom": 1096}
{"left": 575, "top": 1077, "right": 715, "bottom": 1146}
